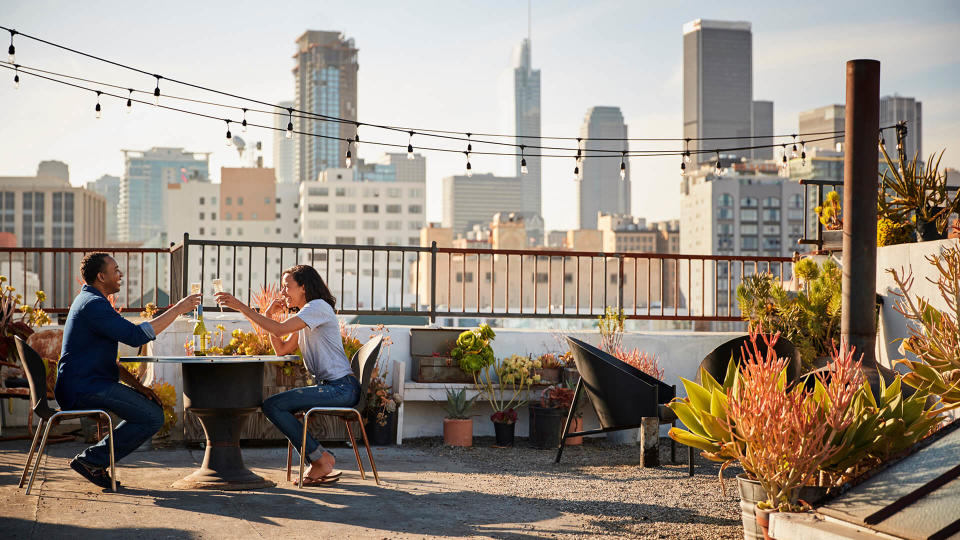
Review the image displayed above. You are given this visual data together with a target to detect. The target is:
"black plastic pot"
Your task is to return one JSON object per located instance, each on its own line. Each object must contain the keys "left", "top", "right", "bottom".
{"left": 915, "top": 216, "right": 945, "bottom": 241}
{"left": 700, "top": 335, "right": 802, "bottom": 386}
{"left": 365, "top": 411, "right": 395, "bottom": 446}
{"left": 528, "top": 405, "right": 566, "bottom": 449}
{"left": 493, "top": 421, "right": 515, "bottom": 447}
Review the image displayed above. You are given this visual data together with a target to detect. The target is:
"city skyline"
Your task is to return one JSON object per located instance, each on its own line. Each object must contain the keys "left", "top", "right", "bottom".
{"left": 1, "top": 0, "right": 958, "bottom": 232}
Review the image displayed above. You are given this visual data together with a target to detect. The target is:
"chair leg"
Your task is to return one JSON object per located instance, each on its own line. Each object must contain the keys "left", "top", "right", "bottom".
{"left": 354, "top": 413, "right": 380, "bottom": 486}
{"left": 26, "top": 416, "right": 57, "bottom": 495}
{"left": 343, "top": 419, "right": 365, "bottom": 480}
{"left": 18, "top": 418, "right": 45, "bottom": 488}
{"left": 286, "top": 441, "right": 293, "bottom": 483}
{"left": 103, "top": 412, "right": 116, "bottom": 492}
{"left": 297, "top": 411, "right": 310, "bottom": 489}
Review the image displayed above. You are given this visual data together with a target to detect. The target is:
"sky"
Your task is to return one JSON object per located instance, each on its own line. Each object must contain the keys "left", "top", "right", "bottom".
{"left": 1, "top": 0, "right": 959, "bottom": 231}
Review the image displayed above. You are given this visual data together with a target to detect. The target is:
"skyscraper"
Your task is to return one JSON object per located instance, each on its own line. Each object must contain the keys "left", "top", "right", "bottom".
{"left": 118, "top": 147, "right": 209, "bottom": 243}
{"left": 293, "top": 31, "right": 358, "bottom": 184}
{"left": 513, "top": 38, "right": 541, "bottom": 215}
{"left": 273, "top": 100, "right": 297, "bottom": 184}
{"left": 683, "top": 19, "right": 753, "bottom": 164}
{"left": 880, "top": 95, "right": 922, "bottom": 161}
{"left": 751, "top": 100, "right": 774, "bottom": 160}
{"left": 576, "top": 107, "right": 630, "bottom": 230}
{"left": 798, "top": 105, "right": 845, "bottom": 153}
{"left": 86, "top": 174, "right": 121, "bottom": 241}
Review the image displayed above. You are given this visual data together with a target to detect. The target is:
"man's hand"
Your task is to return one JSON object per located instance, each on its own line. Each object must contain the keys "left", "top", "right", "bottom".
{"left": 140, "top": 385, "right": 163, "bottom": 407}
{"left": 214, "top": 292, "right": 245, "bottom": 312}
{"left": 173, "top": 293, "right": 202, "bottom": 316}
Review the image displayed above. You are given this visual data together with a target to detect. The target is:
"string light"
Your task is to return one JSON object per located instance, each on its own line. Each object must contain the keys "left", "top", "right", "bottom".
{"left": 225, "top": 120, "right": 232, "bottom": 146}
{"left": 466, "top": 133, "right": 472, "bottom": 153}
{"left": 520, "top": 145, "right": 528, "bottom": 175}
{"left": 12, "top": 64, "right": 18, "bottom": 89}
{"left": 407, "top": 130, "right": 415, "bottom": 160}
{"left": 353, "top": 123, "right": 361, "bottom": 153}
{"left": 683, "top": 138, "right": 691, "bottom": 163}
{"left": 153, "top": 75, "right": 161, "bottom": 106}
{"left": 781, "top": 144, "right": 788, "bottom": 167}
{"left": 574, "top": 137, "right": 582, "bottom": 179}
{"left": 285, "top": 107, "right": 293, "bottom": 139}
{"left": 345, "top": 141, "right": 353, "bottom": 168}
{"left": 715, "top": 152, "right": 722, "bottom": 173}
{"left": 126, "top": 88, "right": 132, "bottom": 113}
{"left": 619, "top": 152, "right": 626, "bottom": 181}
{"left": 464, "top": 151, "right": 472, "bottom": 177}
{"left": 791, "top": 134, "right": 798, "bottom": 158}
{"left": 95, "top": 90, "right": 102, "bottom": 119}
{"left": 241, "top": 108, "right": 247, "bottom": 132}
{"left": 800, "top": 141, "right": 806, "bottom": 166}
{"left": 7, "top": 29, "right": 15, "bottom": 64}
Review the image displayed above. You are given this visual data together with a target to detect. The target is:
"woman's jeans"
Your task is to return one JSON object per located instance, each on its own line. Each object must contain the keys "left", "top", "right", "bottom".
{"left": 72, "top": 383, "right": 164, "bottom": 469}
{"left": 262, "top": 375, "right": 360, "bottom": 462}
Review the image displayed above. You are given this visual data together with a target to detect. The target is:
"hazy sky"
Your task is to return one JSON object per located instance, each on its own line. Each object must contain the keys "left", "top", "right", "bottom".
{"left": 2, "top": 0, "right": 958, "bottom": 230}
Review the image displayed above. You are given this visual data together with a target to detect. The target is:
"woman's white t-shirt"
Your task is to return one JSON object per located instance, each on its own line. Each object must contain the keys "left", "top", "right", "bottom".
{"left": 294, "top": 299, "right": 354, "bottom": 381}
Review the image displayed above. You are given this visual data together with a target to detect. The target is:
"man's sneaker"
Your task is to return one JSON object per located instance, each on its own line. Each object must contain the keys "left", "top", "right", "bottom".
{"left": 69, "top": 458, "right": 119, "bottom": 490}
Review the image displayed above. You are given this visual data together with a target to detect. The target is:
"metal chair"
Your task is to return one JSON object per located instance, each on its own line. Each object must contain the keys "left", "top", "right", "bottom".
{"left": 285, "top": 335, "right": 383, "bottom": 487}
{"left": 15, "top": 336, "right": 116, "bottom": 494}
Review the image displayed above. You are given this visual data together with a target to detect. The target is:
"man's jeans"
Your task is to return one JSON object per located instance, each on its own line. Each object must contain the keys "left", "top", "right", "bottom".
{"left": 262, "top": 375, "right": 360, "bottom": 462}
{"left": 72, "top": 383, "right": 163, "bottom": 469}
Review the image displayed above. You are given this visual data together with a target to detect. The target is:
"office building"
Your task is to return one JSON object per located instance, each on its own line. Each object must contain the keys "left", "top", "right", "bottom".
{"left": 273, "top": 100, "right": 297, "bottom": 184}
{"left": 751, "top": 100, "right": 774, "bottom": 160}
{"left": 576, "top": 107, "right": 630, "bottom": 229}
{"left": 85, "top": 174, "right": 121, "bottom": 242}
{"left": 683, "top": 19, "right": 753, "bottom": 164}
{"left": 880, "top": 95, "right": 922, "bottom": 161}
{"left": 798, "top": 105, "right": 845, "bottom": 154}
{"left": 442, "top": 173, "right": 527, "bottom": 235}
{"left": 513, "top": 38, "right": 542, "bottom": 215}
{"left": 119, "top": 147, "right": 210, "bottom": 243}
{"left": 293, "top": 31, "right": 358, "bottom": 184}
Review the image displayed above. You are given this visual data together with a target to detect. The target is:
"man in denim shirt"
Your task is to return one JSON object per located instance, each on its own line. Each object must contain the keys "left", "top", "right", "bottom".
{"left": 56, "top": 253, "right": 200, "bottom": 489}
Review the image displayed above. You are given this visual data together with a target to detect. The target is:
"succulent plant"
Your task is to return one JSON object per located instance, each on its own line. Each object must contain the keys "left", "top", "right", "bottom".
{"left": 443, "top": 387, "right": 479, "bottom": 419}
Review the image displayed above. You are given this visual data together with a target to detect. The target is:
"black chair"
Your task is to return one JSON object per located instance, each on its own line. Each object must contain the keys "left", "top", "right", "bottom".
{"left": 285, "top": 335, "right": 383, "bottom": 487}
{"left": 555, "top": 337, "right": 676, "bottom": 464}
{"left": 698, "top": 334, "right": 802, "bottom": 385}
{"left": 15, "top": 336, "right": 117, "bottom": 494}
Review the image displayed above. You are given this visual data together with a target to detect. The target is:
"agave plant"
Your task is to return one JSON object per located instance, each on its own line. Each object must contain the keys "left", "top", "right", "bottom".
{"left": 878, "top": 144, "right": 960, "bottom": 238}
{"left": 443, "top": 387, "right": 479, "bottom": 419}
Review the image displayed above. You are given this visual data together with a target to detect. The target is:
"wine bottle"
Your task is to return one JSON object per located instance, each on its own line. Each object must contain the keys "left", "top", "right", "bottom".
{"left": 192, "top": 305, "right": 207, "bottom": 356}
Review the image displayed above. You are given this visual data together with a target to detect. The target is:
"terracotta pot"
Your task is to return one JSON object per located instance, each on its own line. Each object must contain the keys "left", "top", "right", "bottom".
{"left": 754, "top": 506, "right": 774, "bottom": 540}
{"left": 443, "top": 418, "right": 473, "bottom": 447}
{"left": 566, "top": 416, "right": 583, "bottom": 446}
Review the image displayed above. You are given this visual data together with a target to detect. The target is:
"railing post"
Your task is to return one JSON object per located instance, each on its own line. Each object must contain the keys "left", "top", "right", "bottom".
{"left": 429, "top": 241, "right": 437, "bottom": 325}
{"left": 617, "top": 254, "right": 624, "bottom": 313}
{"left": 181, "top": 232, "right": 190, "bottom": 305}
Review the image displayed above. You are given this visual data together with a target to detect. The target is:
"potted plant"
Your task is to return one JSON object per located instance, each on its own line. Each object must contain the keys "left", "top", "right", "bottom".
{"left": 528, "top": 384, "right": 582, "bottom": 449}
{"left": 814, "top": 190, "right": 843, "bottom": 250}
{"left": 442, "top": 387, "right": 478, "bottom": 447}
{"left": 878, "top": 143, "right": 960, "bottom": 241}
{"left": 364, "top": 369, "right": 401, "bottom": 445}
{"left": 534, "top": 353, "right": 563, "bottom": 384}
{"left": 474, "top": 354, "right": 535, "bottom": 447}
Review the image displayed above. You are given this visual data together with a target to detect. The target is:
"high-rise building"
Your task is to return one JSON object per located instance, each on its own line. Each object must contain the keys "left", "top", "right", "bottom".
{"left": 273, "top": 100, "right": 297, "bottom": 184}
{"left": 293, "top": 31, "right": 358, "bottom": 183}
{"left": 119, "top": 147, "right": 210, "bottom": 243}
{"left": 513, "top": 38, "right": 541, "bottom": 215}
{"left": 576, "top": 106, "right": 630, "bottom": 229}
{"left": 880, "top": 95, "right": 922, "bottom": 161}
{"left": 1, "top": 161, "right": 106, "bottom": 302}
{"left": 86, "top": 174, "right": 121, "bottom": 241}
{"left": 751, "top": 100, "right": 774, "bottom": 160}
{"left": 798, "top": 105, "right": 845, "bottom": 154}
{"left": 683, "top": 19, "right": 753, "bottom": 164}
{"left": 442, "top": 173, "right": 527, "bottom": 235}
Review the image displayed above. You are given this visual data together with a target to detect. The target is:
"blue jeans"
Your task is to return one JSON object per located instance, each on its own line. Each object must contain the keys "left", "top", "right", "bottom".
{"left": 72, "top": 382, "right": 164, "bottom": 469}
{"left": 262, "top": 375, "right": 360, "bottom": 462}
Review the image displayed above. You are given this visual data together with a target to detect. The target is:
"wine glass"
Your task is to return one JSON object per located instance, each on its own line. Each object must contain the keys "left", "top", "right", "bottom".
{"left": 190, "top": 282, "right": 201, "bottom": 319}
{"left": 211, "top": 279, "right": 224, "bottom": 317}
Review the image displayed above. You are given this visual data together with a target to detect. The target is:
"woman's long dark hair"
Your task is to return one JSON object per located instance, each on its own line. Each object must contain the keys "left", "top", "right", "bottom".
{"left": 284, "top": 265, "right": 336, "bottom": 310}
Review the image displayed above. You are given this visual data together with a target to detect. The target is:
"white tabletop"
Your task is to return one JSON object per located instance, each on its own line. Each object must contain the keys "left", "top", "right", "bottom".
{"left": 119, "top": 355, "right": 299, "bottom": 364}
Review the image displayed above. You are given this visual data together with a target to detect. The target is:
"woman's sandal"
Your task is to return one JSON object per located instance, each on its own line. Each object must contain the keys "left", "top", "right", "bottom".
{"left": 293, "top": 471, "right": 341, "bottom": 486}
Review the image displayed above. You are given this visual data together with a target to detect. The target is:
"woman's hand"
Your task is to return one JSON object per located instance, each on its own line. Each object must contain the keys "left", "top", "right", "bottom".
{"left": 214, "top": 292, "right": 245, "bottom": 312}
{"left": 265, "top": 298, "right": 285, "bottom": 317}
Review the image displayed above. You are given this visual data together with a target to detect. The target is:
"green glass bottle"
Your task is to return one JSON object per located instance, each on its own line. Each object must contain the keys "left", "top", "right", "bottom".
{"left": 192, "top": 305, "right": 207, "bottom": 356}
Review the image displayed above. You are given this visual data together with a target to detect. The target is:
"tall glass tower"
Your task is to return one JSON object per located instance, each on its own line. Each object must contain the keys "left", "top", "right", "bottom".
{"left": 293, "top": 31, "right": 358, "bottom": 184}
{"left": 513, "top": 38, "right": 541, "bottom": 215}
{"left": 576, "top": 107, "right": 630, "bottom": 230}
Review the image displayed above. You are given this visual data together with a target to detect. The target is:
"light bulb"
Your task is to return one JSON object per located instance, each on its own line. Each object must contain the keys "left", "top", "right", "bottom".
{"left": 153, "top": 76, "right": 161, "bottom": 106}
{"left": 13, "top": 69, "right": 19, "bottom": 90}
{"left": 7, "top": 46, "right": 13, "bottom": 64}
{"left": 466, "top": 161, "right": 473, "bottom": 177}
{"left": 95, "top": 92, "right": 102, "bottom": 119}
{"left": 680, "top": 161, "right": 686, "bottom": 175}
{"left": 225, "top": 122, "right": 232, "bottom": 146}
{"left": 241, "top": 109, "right": 248, "bottom": 132}
{"left": 620, "top": 155, "right": 626, "bottom": 181}
{"left": 683, "top": 151, "right": 691, "bottom": 164}
{"left": 285, "top": 120, "right": 293, "bottom": 139}
{"left": 521, "top": 158, "right": 528, "bottom": 175}
{"left": 345, "top": 148, "right": 352, "bottom": 168}
{"left": 126, "top": 89, "right": 132, "bottom": 114}
{"left": 407, "top": 144, "right": 414, "bottom": 160}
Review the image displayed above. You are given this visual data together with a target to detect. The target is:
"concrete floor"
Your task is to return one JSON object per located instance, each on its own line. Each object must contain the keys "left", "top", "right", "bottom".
{"left": 0, "top": 437, "right": 588, "bottom": 539}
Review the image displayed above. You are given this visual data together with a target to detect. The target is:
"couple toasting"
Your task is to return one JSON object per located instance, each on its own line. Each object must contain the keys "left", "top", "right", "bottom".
{"left": 58, "top": 253, "right": 357, "bottom": 489}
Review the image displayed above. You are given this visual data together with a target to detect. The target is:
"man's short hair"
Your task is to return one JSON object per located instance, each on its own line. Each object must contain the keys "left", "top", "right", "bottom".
{"left": 80, "top": 252, "right": 111, "bottom": 285}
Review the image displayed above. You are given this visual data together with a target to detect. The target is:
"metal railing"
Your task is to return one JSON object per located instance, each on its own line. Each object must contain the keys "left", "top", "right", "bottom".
{"left": 4, "top": 234, "right": 795, "bottom": 322}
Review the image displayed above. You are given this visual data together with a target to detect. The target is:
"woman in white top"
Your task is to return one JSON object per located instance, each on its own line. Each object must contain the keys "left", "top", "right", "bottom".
{"left": 215, "top": 264, "right": 359, "bottom": 486}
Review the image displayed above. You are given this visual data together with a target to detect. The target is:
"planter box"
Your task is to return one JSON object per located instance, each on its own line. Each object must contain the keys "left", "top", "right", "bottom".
{"left": 822, "top": 230, "right": 843, "bottom": 251}
{"left": 411, "top": 355, "right": 474, "bottom": 383}
{"left": 535, "top": 367, "right": 561, "bottom": 385}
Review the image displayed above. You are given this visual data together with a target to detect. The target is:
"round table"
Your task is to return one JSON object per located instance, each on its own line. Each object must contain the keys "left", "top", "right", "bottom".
{"left": 123, "top": 355, "right": 299, "bottom": 490}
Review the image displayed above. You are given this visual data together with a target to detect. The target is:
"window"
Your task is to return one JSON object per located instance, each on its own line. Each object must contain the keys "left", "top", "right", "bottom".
{"left": 211, "top": 197, "right": 217, "bottom": 205}
{"left": 237, "top": 197, "right": 244, "bottom": 205}
{"left": 226, "top": 227, "right": 232, "bottom": 236}
{"left": 717, "top": 208, "right": 734, "bottom": 220}
{"left": 264, "top": 197, "right": 271, "bottom": 204}
{"left": 387, "top": 188, "right": 402, "bottom": 198}
{"left": 408, "top": 221, "right": 422, "bottom": 230}
{"left": 717, "top": 236, "right": 733, "bottom": 250}
{"left": 199, "top": 212, "right": 205, "bottom": 220}
{"left": 408, "top": 237, "right": 419, "bottom": 245}
{"left": 335, "top": 204, "right": 356, "bottom": 213}
{"left": 225, "top": 212, "right": 233, "bottom": 220}
{"left": 763, "top": 224, "right": 780, "bottom": 235}
{"left": 787, "top": 209, "right": 803, "bottom": 221}
{"left": 362, "top": 204, "right": 379, "bottom": 213}
{"left": 198, "top": 227, "right": 205, "bottom": 235}
{"left": 456, "top": 272, "right": 474, "bottom": 283}
{"left": 386, "top": 221, "right": 402, "bottom": 230}
{"left": 740, "top": 224, "right": 758, "bottom": 235}
{"left": 199, "top": 197, "right": 205, "bottom": 205}
{"left": 308, "top": 203, "right": 328, "bottom": 212}
{"left": 386, "top": 204, "right": 401, "bottom": 214}
{"left": 564, "top": 273, "right": 573, "bottom": 283}
{"left": 409, "top": 188, "right": 423, "bottom": 198}
{"left": 226, "top": 197, "right": 232, "bottom": 205}
{"left": 275, "top": 198, "right": 281, "bottom": 203}
{"left": 740, "top": 209, "right": 758, "bottom": 221}
{"left": 408, "top": 204, "right": 423, "bottom": 214}
{"left": 717, "top": 194, "right": 734, "bottom": 207}
{"left": 237, "top": 212, "right": 243, "bottom": 220}
{"left": 335, "top": 188, "right": 347, "bottom": 197}
{"left": 335, "top": 220, "right": 356, "bottom": 229}
{"left": 308, "top": 187, "right": 328, "bottom": 197}
{"left": 251, "top": 212, "right": 258, "bottom": 219}
{"left": 718, "top": 223, "right": 734, "bottom": 235}
{"left": 276, "top": 228, "right": 281, "bottom": 234}
{"left": 763, "top": 237, "right": 781, "bottom": 251}
{"left": 763, "top": 196, "right": 780, "bottom": 208}
{"left": 762, "top": 208, "right": 781, "bottom": 222}
{"left": 741, "top": 197, "right": 758, "bottom": 208}
{"left": 238, "top": 227, "right": 244, "bottom": 235}
{"left": 362, "top": 220, "right": 379, "bottom": 230}
{"left": 536, "top": 272, "right": 549, "bottom": 283}
{"left": 335, "top": 236, "right": 356, "bottom": 244}
{"left": 741, "top": 236, "right": 758, "bottom": 250}
{"left": 276, "top": 213, "right": 281, "bottom": 219}
{"left": 211, "top": 212, "right": 217, "bottom": 220}
{"left": 789, "top": 194, "right": 803, "bottom": 208}
{"left": 308, "top": 220, "right": 329, "bottom": 229}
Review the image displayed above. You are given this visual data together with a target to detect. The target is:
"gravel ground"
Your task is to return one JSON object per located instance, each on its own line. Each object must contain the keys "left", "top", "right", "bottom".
{"left": 406, "top": 435, "right": 745, "bottom": 539}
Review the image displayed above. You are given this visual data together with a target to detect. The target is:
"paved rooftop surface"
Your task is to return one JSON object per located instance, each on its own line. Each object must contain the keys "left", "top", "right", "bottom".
{"left": 0, "top": 433, "right": 742, "bottom": 539}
